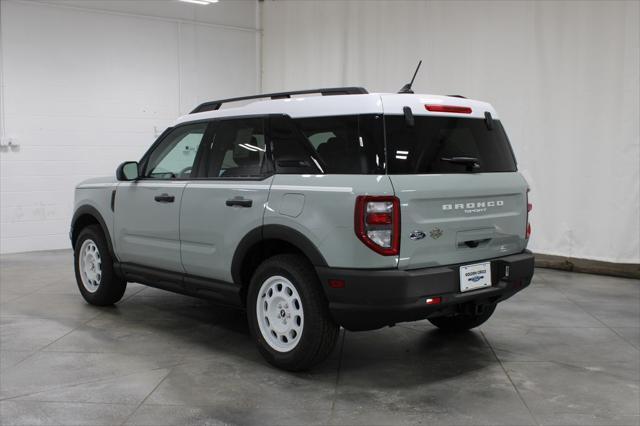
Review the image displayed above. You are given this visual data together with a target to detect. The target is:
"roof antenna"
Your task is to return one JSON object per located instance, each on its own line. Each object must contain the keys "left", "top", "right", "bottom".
{"left": 398, "top": 60, "right": 422, "bottom": 94}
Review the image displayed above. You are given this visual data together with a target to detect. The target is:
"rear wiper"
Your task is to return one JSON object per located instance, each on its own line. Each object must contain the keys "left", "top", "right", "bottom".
{"left": 441, "top": 156, "right": 480, "bottom": 172}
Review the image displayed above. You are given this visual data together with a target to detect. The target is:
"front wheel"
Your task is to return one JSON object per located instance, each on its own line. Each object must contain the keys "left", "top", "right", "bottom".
{"left": 247, "top": 254, "right": 339, "bottom": 371}
{"left": 428, "top": 303, "right": 497, "bottom": 332}
{"left": 74, "top": 225, "right": 127, "bottom": 306}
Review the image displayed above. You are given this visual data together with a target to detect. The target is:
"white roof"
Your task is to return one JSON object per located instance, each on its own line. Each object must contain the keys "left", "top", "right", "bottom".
{"left": 174, "top": 92, "right": 499, "bottom": 126}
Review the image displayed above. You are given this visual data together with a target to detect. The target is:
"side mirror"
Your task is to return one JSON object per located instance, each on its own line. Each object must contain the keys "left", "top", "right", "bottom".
{"left": 116, "top": 161, "right": 139, "bottom": 181}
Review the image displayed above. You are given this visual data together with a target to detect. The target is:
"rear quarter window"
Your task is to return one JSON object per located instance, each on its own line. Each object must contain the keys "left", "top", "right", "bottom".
{"left": 293, "top": 115, "right": 386, "bottom": 174}
{"left": 271, "top": 114, "right": 386, "bottom": 175}
{"left": 385, "top": 115, "right": 517, "bottom": 174}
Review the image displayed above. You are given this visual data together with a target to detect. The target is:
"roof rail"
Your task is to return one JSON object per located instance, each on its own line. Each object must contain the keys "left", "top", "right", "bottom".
{"left": 190, "top": 87, "right": 369, "bottom": 114}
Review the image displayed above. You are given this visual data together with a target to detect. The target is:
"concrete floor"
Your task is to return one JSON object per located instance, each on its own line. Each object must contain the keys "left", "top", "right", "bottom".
{"left": 0, "top": 250, "right": 638, "bottom": 426}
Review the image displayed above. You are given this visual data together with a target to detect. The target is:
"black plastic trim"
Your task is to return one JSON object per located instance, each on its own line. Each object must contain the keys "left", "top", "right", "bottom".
{"left": 191, "top": 87, "right": 369, "bottom": 114}
{"left": 117, "top": 262, "right": 242, "bottom": 307}
{"left": 230, "top": 227, "right": 263, "bottom": 286}
{"left": 70, "top": 205, "right": 116, "bottom": 258}
{"left": 262, "top": 225, "right": 328, "bottom": 267}
{"left": 316, "top": 250, "right": 535, "bottom": 331}
{"left": 230, "top": 225, "right": 328, "bottom": 286}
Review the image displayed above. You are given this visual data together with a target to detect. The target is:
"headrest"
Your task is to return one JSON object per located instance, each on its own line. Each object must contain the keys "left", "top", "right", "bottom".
{"left": 233, "top": 136, "right": 260, "bottom": 166}
{"left": 318, "top": 137, "right": 344, "bottom": 156}
{"left": 326, "top": 137, "right": 342, "bottom": 149}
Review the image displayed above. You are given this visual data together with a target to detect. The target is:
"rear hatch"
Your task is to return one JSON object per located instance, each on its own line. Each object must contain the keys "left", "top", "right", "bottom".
{"left": 382, "top": 95, "right": 528, "bottom": 270}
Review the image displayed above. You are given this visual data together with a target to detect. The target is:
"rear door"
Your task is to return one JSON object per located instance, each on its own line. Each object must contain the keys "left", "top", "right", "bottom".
{"left": 382, "top": 96, "right": 528, "bottom": 270}
{"left": 180, "top": 117, "right": 272, "bottom": 283}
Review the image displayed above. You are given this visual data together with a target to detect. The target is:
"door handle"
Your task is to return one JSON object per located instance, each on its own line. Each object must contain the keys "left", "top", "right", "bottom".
{"left": 154, "top": 193, "right": 175, "bottom": 203}
{"left": 226, "top": 197, "right": 253, "bottom": 208}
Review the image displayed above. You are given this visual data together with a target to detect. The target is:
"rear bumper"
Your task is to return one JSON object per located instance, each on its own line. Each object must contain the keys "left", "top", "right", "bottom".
{"left": 316, "top": 250, "right": 534, "bottom": 331}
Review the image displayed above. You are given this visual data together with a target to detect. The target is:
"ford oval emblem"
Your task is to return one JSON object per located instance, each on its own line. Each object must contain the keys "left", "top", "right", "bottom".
{"left": 409, "top": 230, "right": 426, "bottom": 240}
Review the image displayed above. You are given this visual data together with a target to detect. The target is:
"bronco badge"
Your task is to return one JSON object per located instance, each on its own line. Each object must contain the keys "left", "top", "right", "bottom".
{"left": 430, "top": 228, "right": 443, "bottom": 239}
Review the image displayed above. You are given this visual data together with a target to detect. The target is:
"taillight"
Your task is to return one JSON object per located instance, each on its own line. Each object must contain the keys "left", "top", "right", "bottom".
{"left": 425, "top": 104, "right": 472, "bottom": 114}
{"left": 526, "top": 189, "right": 532, "bottom": 239}
{"left": 355, "top": 195, "right": 400, "bottom": 256}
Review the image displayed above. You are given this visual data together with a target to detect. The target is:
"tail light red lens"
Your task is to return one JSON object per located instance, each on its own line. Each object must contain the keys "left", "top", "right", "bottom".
{"left": 425, "top": 104, "right": 472, "bottom": 114}
{"left": 355, "top": 195, "right": 400, "bottom": 256}
{"left": 366, "top": 212, "right": 392, "bottom": 225}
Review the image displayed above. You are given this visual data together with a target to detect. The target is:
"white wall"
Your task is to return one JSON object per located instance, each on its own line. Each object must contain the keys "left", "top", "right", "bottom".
{"left": 0, "top": 0, "right": 260, "bottom": 253}
{"left": 262, "top": 0, "right": 640, "bottom": 264}
{"left": 2, "top": 0, "right": 639, "bottom": 264}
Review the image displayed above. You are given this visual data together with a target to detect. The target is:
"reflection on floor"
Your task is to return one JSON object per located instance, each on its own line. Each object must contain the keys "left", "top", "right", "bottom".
{"left": 1, "top": 250, "right": 638, "bottom": 425}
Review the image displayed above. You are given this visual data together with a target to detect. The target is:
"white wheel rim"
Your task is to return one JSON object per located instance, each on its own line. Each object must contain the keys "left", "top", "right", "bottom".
{"left": 256, "top": 275, "right": 304, "bottom": 352}
{"left": 79, "top": 239, "right": 102, "bottom": 293}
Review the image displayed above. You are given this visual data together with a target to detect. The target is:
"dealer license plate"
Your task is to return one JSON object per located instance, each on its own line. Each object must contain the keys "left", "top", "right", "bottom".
{"left": 459, "top": 262, "right": 492, "bottom": 292}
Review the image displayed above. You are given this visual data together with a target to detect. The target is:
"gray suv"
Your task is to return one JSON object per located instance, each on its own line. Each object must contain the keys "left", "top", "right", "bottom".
{"left": 71, "top": 87, "right": 534, "bottom": 371}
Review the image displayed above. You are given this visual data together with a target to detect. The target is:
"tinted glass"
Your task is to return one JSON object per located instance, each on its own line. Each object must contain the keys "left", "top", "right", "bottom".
{"left": 385, "top": 116, "right": 517, "bottom": 174}
{"left": 270, "top": 115, "right": 323, "bottom": 174}
{"left": 290, "top": 115, "right": 385, "bottom": 174}
{"left": 205, "top": 118, "right": 268, "bottom": 178}
{"left": 145, "top": 123, "right": 208, "bottom": 179}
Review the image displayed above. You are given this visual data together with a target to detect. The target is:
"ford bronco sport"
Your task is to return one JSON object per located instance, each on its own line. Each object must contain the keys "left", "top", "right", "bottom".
{"left": 71, "top": 87, "right": 534, "bottom": 371}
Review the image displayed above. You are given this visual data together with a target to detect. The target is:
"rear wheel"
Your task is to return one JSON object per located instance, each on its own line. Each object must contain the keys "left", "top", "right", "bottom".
{"left": 74, "top": 225, "right": 126, "bottom": 306}
{"left": 428, "top": 303, "right": 497, "bottom": 332}
{"left": 247, "top": 254, "right": 339, "bottom": 371}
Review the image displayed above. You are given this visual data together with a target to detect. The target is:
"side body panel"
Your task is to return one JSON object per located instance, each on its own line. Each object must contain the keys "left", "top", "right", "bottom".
{"left": 113, "top": 181, "right": 186, "bottom": 272}
{"left": 180, "top": 178, "right": 273, "bottom": 283}
{"left": 73, "top": 177, "right": 119, "bottom": 254}
{"left": 264, "top": 174, "right": 397, "bottom": 269}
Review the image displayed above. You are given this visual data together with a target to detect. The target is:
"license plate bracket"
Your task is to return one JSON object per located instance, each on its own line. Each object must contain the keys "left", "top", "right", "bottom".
{"left": 459, "top": 262, "right": 492, "bottom": 292}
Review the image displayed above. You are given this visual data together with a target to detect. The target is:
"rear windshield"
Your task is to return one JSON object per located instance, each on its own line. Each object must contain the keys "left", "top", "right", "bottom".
{"left": 385, "top": 115, "right": 517, "bottom": 174}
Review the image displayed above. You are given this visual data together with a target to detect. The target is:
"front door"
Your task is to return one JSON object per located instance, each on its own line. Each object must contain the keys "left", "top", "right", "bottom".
{"left": 114, "top": 122, "right": 210, "bottom": 272}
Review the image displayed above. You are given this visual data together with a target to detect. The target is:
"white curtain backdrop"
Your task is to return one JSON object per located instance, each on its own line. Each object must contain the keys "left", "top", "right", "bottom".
{"left": 262, "top": 0, "right": 640, "bottom": 264}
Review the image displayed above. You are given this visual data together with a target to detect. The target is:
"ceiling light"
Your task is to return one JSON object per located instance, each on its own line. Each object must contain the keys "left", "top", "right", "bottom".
{"left": 179, "top": 0, "right": 217, "bottom": 5}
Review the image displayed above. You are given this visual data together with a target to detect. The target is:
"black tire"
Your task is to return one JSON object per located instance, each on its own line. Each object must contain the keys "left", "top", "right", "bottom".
{"left": 428, "top": 303, "right": 497, "bottom": 332}
{"left": 74, "top": 225, "right": 126, "bottom": 306}
{"left": 247, "top": 254, "right": 339, "bottom": 371}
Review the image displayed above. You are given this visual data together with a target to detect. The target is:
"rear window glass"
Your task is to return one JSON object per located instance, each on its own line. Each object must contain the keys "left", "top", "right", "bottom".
{"left": 385, "top": 115, "right": 517, "bottom": 174}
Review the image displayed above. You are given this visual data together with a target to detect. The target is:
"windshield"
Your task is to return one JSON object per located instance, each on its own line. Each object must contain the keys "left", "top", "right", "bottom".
{"left": 385, "top": 115, "right": 517, "bottom": 174}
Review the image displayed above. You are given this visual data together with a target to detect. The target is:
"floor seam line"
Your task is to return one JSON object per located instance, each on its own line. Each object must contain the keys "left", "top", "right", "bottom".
{"left": 328, "top": 329, "right": 346, "bottom": 423}
{"left": 481, "top": 330, "right": 540, "bottom": 426}
{"left": 552, "top": 285, "right": 640, "bottom": 351}
{"left": 2, "top": 308, "right": 103, "bottom": 372}
{"left": 0, "top": 366, "right": 172, "bottom": 402}
{"left": 119, "top": 366, "right": 173, "bottom": 426}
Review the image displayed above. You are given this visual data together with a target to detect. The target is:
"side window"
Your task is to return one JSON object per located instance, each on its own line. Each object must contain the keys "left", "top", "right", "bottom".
{"left": 293, "top": 115, "right": 385, "bottom": 174}
{"left": 205, "top": 118, "right": 268, "bottom": 178}
{"left": 270, "top": 115, "right": 323, "bottom": 174}
{"left": 145, "top": 123, "right": 208, "bottom": 179}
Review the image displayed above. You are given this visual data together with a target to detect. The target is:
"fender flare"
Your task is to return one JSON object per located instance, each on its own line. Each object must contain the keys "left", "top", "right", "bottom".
{"left": 230, "top": 224, "right": 328, "bottom": 285}
{"left": 70, "top": 205, "right": 116, "bottom": 258}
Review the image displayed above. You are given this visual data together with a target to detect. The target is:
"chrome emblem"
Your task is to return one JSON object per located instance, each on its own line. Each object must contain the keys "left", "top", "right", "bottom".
{"left": 409, "top": 230, "right": 426, "bottom": 240}
{"left": 430, "top": 228, "right": 443, "bottom": 239}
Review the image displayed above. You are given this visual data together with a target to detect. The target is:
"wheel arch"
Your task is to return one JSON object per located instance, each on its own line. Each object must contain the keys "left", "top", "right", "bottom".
{"left": 231, "top": 225, "right": 328, "bottom": 301}
{"left": 71, "top": 206, "right": 116, "bottom": 259}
